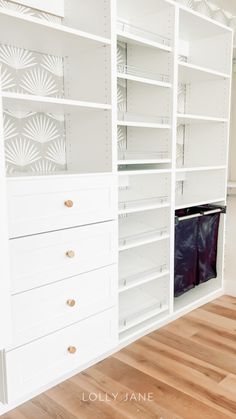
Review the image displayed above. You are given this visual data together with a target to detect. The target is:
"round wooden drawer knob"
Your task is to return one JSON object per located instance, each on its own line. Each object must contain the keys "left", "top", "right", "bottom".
{"left": 68, "top": 346, "right": 77, "bottom": 354}
{"left": 64, "top": 200, "right": 74, "bottom": 208}
{"left": 67, "top": 299, "right": 76, "bottom": 307}
{"left": 66, "top": 250, "right": 75, "bottom": 258}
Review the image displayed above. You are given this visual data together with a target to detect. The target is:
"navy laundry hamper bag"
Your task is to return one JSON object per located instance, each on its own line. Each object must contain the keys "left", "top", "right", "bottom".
{"left": 197, "top": 212, "right": 220, "bottom": 284}
{"left": 174, "top": 215, "right": 198, "bottom": 297}
{"left": 174, "top": 206, "right": 221, "bottom": 297}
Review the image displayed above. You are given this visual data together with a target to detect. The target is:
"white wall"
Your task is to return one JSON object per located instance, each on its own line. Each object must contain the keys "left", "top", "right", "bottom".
{"left": 225, "top": 196, "right": 236, "bottom": 295}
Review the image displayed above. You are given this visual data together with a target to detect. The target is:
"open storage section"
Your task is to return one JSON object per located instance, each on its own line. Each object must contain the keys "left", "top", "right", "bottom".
{"left": 0, "top": 1, "right": 112, "bottom": 176}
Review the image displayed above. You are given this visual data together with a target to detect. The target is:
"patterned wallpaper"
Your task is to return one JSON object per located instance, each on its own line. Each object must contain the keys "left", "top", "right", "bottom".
{"left": 0, "top": 0, "right": 62, "bottom": 23}
{"left": 0, "top": 1, "right": 67, "bottom": 175}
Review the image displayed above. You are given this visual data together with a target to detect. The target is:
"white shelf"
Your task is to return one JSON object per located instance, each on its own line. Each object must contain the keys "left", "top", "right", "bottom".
{"left": 119, "top": 287, "right": 168, "bottom": 333}
{"left": 119, "top": 196, "right": 170, "bottom": 215}
{"left": 176, "top": 166, "right": 227, "bottom": 173}
{"left": 0, "top": 9, "right": 110, "bottom": 57}
{"left": 117, "top": 72, "right": 171, "bottom": 88}
{"left": 118, "top": 169, "right": 171, "bottom": 176}
{"left": 117, "top": 65, "right": 171, "bottom": 88}
{"left": 117, "top": 120, "right": 170, "bottom": 129}
{"left": 117, "top": 20, "right": 171, "bottom": 53}
{"left": 175, "top": 198, "right": 225, "bottom": 210}
{"left": 2, "top": 92, "right": 111, "bottom": 114}
{"left": 119, "top": 222, "right": 169, "bottom": 251}
{"left": 119, "top": 266, "right": 169, "bottom": 293}
{"left": 174, "top": 279, "right": 222, "bottom": 314}
{"left": 117, "top": 112, "right": 170, "bottom": 129}
{"left": 177, "top": 114, "right": 228, "bottom": 124}
{"left": 118, "top": 159, "right": 171, "bottom": 165}
{"left": 178, "top": 61, "right": 230, "bottom": 83}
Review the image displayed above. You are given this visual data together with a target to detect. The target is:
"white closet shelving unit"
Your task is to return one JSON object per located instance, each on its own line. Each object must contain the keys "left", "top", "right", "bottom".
{"left": 0, "top": 0, "right": 233, "bottom": 414}
{"left": 117, "top": 0, "right": 175, "bottom": 342}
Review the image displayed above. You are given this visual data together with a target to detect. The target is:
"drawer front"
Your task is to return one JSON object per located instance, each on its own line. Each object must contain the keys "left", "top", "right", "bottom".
{"left": 10, "top": 221, "right": 117, "bottom": 294}
{"left": 8, "top": 174, "right": 117, "bottom": 238}
{"left": 11, "top": 265, "right": 117, "bottom": 348}
{"left": 5, "top": 308, "right": 117, "bottom": 402}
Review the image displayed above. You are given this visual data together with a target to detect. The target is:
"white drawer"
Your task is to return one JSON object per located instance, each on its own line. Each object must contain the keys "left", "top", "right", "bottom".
{"left": 10, "top": 221, "right": 117, "bottom": 294}
{"left": 5, "top": 308, "right": 117, "bottom": 402}
{"left": 11, "top": 265, "right": 117, "bottom": 348}
{"left": 7, "top": 174, "right": 117, "bottom": 238}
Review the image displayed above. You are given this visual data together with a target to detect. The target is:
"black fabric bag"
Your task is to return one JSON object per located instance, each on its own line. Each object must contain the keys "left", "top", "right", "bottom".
{"left": 174, "top": 216, "right": 198, "bottom": 297}
{"left": 197, "top": 213, "right": 220, "bottom": 284}
{"left": 174, "top": 206, "right": 221, "bottom": 297}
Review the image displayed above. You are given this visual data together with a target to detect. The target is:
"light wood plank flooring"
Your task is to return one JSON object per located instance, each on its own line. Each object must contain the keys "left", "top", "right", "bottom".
{"left": 3, "top": 295, "right": 236, "bottom": 419}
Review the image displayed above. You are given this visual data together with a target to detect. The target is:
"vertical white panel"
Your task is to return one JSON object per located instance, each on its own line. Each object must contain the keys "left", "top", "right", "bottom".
{"left": 11, "top": 0, "right": 64, "bottom": 16}
{"left": 0, "top": 86, "right": 11, "bottom": 350}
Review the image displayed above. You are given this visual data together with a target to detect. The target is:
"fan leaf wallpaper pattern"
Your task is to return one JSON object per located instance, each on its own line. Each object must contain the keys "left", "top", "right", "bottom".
{"left": 0, "top": 1, "right": 67, "bottom": 175}
{"left": 0, "top": 0, "right": 62, "bottom": 23}
{"left": 0, "top": 1, "right": 66, "bottom": 175}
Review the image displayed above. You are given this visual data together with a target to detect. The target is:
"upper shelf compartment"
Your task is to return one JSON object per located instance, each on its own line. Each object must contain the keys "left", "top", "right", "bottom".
{"left": 117, "top": 0, "right": 174, "bottom": 52}
{"left": 0, "top": 0, "right": 111, "bottom": 43}
{"left": 179, "top": 8, "right": 233, "bottom": 75}
{"left": 0, "top": 11, "right": 111, "bottom": 106}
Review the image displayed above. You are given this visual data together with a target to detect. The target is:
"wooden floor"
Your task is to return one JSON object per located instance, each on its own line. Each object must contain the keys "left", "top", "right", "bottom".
{"left": 3, "top": 295, "right": 236, "bottom": 419}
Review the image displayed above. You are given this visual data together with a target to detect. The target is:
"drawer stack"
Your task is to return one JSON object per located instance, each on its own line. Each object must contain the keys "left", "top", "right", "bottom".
{"left": 4, "top": 174, "right": 118, "bottom": 402}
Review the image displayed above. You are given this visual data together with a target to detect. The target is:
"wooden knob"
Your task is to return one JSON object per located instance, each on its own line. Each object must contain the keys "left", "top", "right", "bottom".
{"left": 68, "top": 346, "right": 77, "bottom": 354}
{"left": 67, "top": 299, "right": 76, "bottom": 307}
{"left": 66, "top": 250, "right": 75, "bottom": 258}
{"left": 64, "top": 200, "right": 73, "bottom": 208}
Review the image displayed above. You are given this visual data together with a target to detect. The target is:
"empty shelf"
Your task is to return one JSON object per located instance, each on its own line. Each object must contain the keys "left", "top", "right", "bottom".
{"left": 119, "top": 287, "right": 168, "bottom": 333}
{"left": 119, "top": 196, "right": 170, "bottom": 214}
{"left": 118, "top": 150, "right": 171, "bottom": 165}
{"left": 119, "top": 264, "right": 169, "bottom": 292}
{"left": 117, "top": 19, "right": 171, "bottom": 52}
{"left": 117, "top": 64, "right": 171, "bottom": 88}
{"left": 178, "top": 61, "right": 230, "bottom": 83}
{"left": 175, "top": 198, "right": 226, "bottom": 210}
{"left": 177, "top": 113, "right": 228, "bottom": 124}
{"left": 2, "top": 92, "right": 111, "bottom": 114}
{"left": 118, "top": 112, "right": 170, "bottom": 129}
{"left": 0, "top": 9, "right": 110, "bottom": 58}
{"left": 119, "top": 223, "right": 169, "bottom": 251}
{"left": 176, "top": 166, "right": 227, "bottom": 173}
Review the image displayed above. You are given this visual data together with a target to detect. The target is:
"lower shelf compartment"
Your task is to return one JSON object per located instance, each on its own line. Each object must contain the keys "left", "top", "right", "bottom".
{"left": 119, "top": 265, "right": 169, "bottom": 292}
{"left": 119, "top": 196, "right": 169, "bottom": 214}
{"left": 119, "top": 208, "right": 170, "bottom": 251}
{"left": 119, "top": 278, "right": 169, "bottom": 333}
{"left": 119, "top": 241, "right": 170, "bottom": 290}
{"left": 174, "top": 278, "right": 222, "bottom": 313}
{"left": 119, "top": 310, "right": 169, "bottom": 344}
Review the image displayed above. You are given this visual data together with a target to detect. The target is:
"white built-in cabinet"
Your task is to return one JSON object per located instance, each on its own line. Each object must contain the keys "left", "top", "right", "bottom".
{"left": 0, "top": 0, "right": 233, "bottom": 413}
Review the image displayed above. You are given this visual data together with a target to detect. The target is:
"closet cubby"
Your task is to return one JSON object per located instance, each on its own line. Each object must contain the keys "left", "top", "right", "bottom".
{"left": 119, "top": 277, "right": 169, "bottom": 335}
{"left": 177, "top": 77, "right": 230, "bottom": 120}
{"left": 119, "top": 208, "right": 170, "bottom": 251}
{"left": 119, "top": 240, "right": 170, "bottom": 292}
{"left": 176, "top": 122, "right": 228, "bottom": 169}
{"left": 117, "top": 0, "right": 175, "bottom": 51}
{"left": 0, "top": 1, "right": 112, "bottom": 176}
{"left": 118, "top": 171, "right": 171, "bottom": 214}
{"left": 117, "top": 79, "right": 171, "bottom": 127}
{"left": 174, "top": 211, "right": 225, "bottom": 313}
{"left": 175, "top": 168, "right": 226, "bottom": 209}
{"left": 179, "top": 9, "right": 232, "bottom": 75}
{"left": 0, "top": 0, "right": 111, "bottom": 39}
